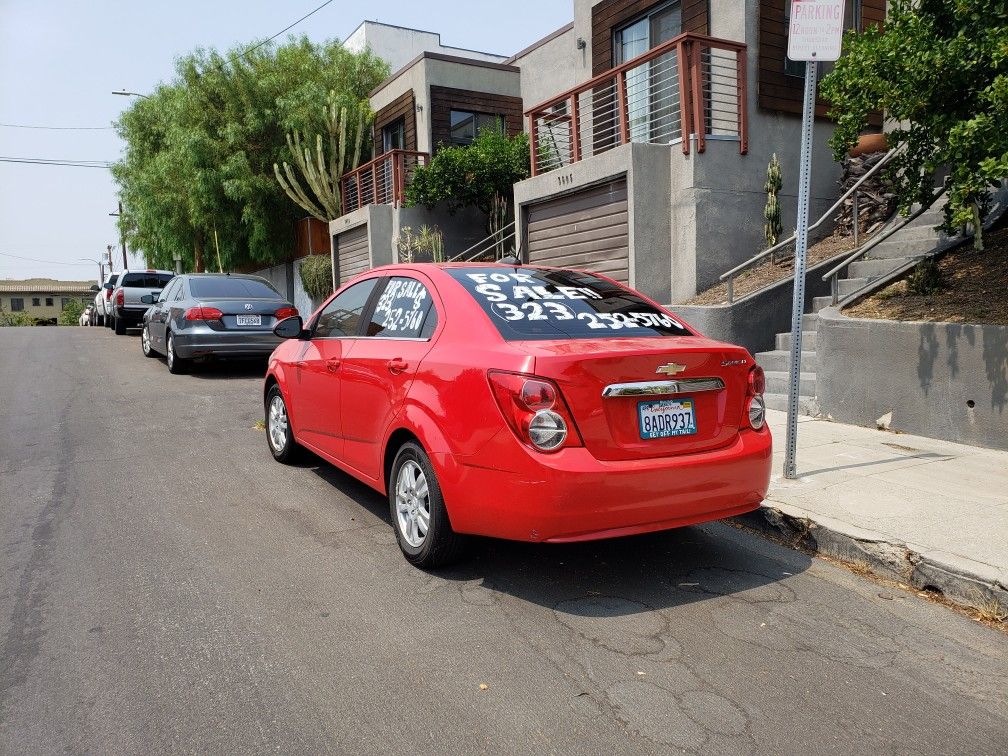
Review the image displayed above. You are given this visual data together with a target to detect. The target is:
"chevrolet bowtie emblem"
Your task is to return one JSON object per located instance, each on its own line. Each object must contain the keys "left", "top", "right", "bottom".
{"left": 656, "top": 362, "right": 686, "bottom": 376}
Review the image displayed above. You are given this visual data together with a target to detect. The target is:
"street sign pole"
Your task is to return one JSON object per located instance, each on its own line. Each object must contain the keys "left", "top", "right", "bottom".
{"left": 783, "top": 59, "right": 818, "bottom": 480}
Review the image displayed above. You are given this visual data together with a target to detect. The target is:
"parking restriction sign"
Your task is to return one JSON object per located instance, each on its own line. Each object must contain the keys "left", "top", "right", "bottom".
{"left": 787, "top": 0, "right": 845, "bottom": 62}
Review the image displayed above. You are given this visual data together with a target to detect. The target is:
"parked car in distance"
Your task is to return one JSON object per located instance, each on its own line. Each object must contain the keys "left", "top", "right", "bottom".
{"left": 92, "top": 272, "right": 119, "bottom": 327}
{"left": 109, "top": 269, "right": 175, "bottom": 335}
{"left": 264, "top": 263, "right": 772, "bottom": 568}
{"left": 141, "top": 273, "right": 297, "bottom": 374}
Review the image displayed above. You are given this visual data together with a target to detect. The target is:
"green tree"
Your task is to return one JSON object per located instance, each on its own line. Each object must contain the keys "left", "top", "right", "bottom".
{"left": 59, "top": 299, "right": 85, "bottom": 326}
{"left": 113, "top": 37, "right": 387, "bottom": 271}
{"left": 819, "top": 0, "right": 1008, "bottom": 251}
{"left": 405, "top": 128, "right": 530, "bottom": 232}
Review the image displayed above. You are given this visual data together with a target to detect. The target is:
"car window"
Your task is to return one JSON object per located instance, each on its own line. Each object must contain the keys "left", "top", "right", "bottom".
{"left": 445, "top": 267, "right": 694, "bottom": 341}
{"left": 158, "top": 279, "right": 178, "bottom": 303}
{"left": 313, "top": 279, "right": 379, "bottom": 339}
{"left": 120, "top": 272, "right": 174, "bottom": 288}
{"left": 365, "top": 276, "right": 436, "bottom": 339}
{"left": 188, "top": 277, "right": 280, "bottom": 298}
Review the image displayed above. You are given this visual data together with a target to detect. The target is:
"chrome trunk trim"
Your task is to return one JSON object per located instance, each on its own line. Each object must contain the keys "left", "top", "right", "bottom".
{"left": 601, "top": 378, "right": 725, "bottom": 397}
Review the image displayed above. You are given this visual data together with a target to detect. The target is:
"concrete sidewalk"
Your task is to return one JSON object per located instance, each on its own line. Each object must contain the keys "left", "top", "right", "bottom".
{"left": 741, "top": 409, "right": 1008, "bottom": 611}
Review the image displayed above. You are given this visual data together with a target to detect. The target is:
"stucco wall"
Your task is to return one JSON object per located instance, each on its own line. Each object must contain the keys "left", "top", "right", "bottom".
{"left": 817, "top": 308, "right": 1008, "bottom": 450}
{"left": 345, "top": 21, "right": 505, "bottom": 74}
{"left": 510, "top": 25, "right": 578, "bottom": 108}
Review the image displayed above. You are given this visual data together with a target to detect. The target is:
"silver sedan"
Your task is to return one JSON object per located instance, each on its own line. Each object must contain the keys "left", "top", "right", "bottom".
{"left": 140, "top": 273, "right": 298, "bottom": 374}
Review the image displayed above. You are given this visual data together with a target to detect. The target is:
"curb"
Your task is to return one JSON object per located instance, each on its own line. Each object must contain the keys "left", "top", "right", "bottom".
{"left": 733, "top": 504, "right": 1008, "bottom": 613}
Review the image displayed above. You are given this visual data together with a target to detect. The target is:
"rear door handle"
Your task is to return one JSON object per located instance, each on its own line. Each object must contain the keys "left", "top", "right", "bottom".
{"left": 326, "top": 358, "right": 341, "bottom": 372}
{"left": 388, "top": 357, "right": 408, "bottom": 374}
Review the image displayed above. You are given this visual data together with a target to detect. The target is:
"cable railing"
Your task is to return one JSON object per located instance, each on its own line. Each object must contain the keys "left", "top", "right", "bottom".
{"left": 340, "top": 149, "right": 429, "bottom": 215}
{"left": 719, "top": 146, "right": 903, "bottom": 303}
{"left": 525, "top": 33, "right": 747, "bottom": 176}
{"left": 448, "top": 221, "right": 517, "bottom": 263}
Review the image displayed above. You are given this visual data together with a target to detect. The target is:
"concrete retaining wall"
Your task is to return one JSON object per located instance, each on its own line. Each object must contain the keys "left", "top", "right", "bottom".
{"left": 817, "top": 307, "right": 1008, "bottom": 450}
{"left": 249, "top": 258, "right": 327, "bottom": 318}
{"left": 672, "top": 253, "right": 840, "bottom": 355}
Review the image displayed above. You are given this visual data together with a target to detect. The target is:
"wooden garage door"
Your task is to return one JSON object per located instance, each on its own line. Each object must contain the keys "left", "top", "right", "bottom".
{"left": 336, "top": 224, "right": 369, "bottom": 285}
{"left": 526, "top": 180, "right": 629, "bottom": 283}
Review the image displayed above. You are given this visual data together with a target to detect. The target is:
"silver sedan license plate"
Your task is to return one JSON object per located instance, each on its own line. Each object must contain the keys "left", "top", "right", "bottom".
{"left": 236, "top": 315, "right": 261, "bottom": 326}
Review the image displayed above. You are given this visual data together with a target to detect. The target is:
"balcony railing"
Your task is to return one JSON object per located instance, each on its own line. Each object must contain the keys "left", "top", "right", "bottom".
{"left": 340, "top": 149, "right": 429, "bottom": 215}
{"left": 525, "top": 33, "right": 747, "bottom": 176}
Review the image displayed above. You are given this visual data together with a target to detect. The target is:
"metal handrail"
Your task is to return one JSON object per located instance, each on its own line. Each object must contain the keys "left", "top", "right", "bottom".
{"left": 339, "top": 149, "right": 429, "bottom": 215}
{"left": 821, "top": 193, "right": 940, "bottom": 304}
{"left": 448, "top": 221, "right": 517, "bottom": 262}
{"left": 719, "top": 145, "right": 903, "bottom": 303}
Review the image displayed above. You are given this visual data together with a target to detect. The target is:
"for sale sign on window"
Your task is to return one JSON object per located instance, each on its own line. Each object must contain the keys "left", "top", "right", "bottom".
{"left": 787, "top": 0, "right": 845, "bottom": 62}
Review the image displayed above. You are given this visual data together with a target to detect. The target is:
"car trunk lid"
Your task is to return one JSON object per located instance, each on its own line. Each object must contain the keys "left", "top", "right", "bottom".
{"left": 518, "top": 337, "right": 753, "bottom": 461}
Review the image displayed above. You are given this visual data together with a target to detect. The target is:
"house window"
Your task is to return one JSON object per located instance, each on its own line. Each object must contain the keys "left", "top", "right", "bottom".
{"left": 382, "top": 118, "right": 405, "bottom": 152}
{"left": 785, "top": 0, "right": 862, "bottom": 78}
{"left": 45, "top": 297, "right": 54, "bottom": 307}
{"left": 613, "top": 2, "right": 682, "bottom": 143}
{"left": 11, "top": 298, "right": 24, "bottom": 311}
{"left": 61, "top": 298, "right": 71, "bottom": 310}
{"left": 32, "top": 297, "right": 41, "bottom": 307}
{"left": 449, "top": 110, "right": 504, "bottom": 146}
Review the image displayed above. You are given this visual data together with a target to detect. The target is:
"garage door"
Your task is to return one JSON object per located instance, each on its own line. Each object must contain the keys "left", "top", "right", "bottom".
{"left": 336, "top": 224, "right": 370, "bottom": 285}
{"left": 525, "top": 179, "right": 629, "bottom": 283}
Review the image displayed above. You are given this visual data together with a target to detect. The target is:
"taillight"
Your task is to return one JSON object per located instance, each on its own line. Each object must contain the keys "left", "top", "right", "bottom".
{"left": 274, "top": 306, "right": 298, "bottom": 320}
{"left": 104, "top": 289, "right": 112, "bottom": 299}
{"left": 487, "top": 371, "right": 582, "bottom": 453}
{"left": 115, "top": 289, "right": 124, "bottom": 306}
{"left": 184, "top": 306, "right": 223, "bottom": 321}
{"left": 747, "top": 365, "right": 766, "bottom": 430}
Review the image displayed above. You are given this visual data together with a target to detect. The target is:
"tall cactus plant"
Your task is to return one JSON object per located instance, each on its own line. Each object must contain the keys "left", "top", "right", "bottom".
{"left": 274, "top": 90, "right": 371, "bottom": 221}
{"left": 764, "top": 153, "right": 783, "bottom": 249}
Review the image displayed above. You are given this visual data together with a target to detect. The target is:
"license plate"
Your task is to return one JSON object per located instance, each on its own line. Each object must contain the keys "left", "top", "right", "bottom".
{"left": 638, "top": 397, "right": 697, "bottom": 439}
{"left": 236, "top": 315, "right": 261, "bottom": 326}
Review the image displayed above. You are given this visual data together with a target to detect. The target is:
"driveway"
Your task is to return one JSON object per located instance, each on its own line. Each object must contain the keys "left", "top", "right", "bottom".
{"left": 1, "top": 327, "right": 1006, "bottom": 753}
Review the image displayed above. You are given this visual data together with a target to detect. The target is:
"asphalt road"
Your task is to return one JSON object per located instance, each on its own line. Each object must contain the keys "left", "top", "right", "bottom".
{"left": 1, "top": 327, "right": 1006, "bottom": 754}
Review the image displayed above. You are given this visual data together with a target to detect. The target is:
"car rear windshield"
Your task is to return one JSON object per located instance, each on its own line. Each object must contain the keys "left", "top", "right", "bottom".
{"left": 120, "top": 272, "right": 174, "bottom": 288}
{"left": 445, "top": 267, "right": 693, "bottom": 340}
{"left": 188, "top": 277, "right": 280, "bottom": 299}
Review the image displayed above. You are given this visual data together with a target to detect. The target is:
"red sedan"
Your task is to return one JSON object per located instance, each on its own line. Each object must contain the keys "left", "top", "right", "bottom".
{"left": 264, "top": 263, "right": 771, "bottom": 567}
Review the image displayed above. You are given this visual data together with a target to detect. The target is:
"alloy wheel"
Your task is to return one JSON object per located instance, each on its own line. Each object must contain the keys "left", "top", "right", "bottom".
{"left": 268, "top": 395, "right": 288, "bottom": 452}
{"left": 395, "top": 460, "right": 430, "bottom": 548}
{"left": 141, "top": 326, "right": 151, "bottom": 355}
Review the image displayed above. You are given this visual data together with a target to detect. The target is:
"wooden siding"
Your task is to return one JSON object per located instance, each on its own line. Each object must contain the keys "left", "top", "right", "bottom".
{"left": 372, "top": 90, "right": 417, "bottom": 155}
{"left": 591, "top": 0, "right": 709, "bottom": 76}
{"left": 429, "top": 86, "right": 523, "bottom": 153}
{"left": 525, "top": 180, "right": 630, "bottom": 283}
{"left": 758, "top": 0, "right": 886, "bottom": 117}
{"left": 335, "top": 224, "right": 370, "bottom": 285}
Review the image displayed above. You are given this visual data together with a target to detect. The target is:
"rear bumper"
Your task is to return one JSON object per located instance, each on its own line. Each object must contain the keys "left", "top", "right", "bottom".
{"left": 112, "top": 307, "right": 147, "bottom": 324}
{"left": 173, "top": 330, "right": 282, "bottom": 359}
{"left": 437, "top": 427, "right": 772, "bottom": 542}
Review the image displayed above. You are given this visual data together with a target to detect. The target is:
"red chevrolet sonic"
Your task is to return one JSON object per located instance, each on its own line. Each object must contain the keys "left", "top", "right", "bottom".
{"left": 264, "top": 263, "right": 771, "bottom": 567}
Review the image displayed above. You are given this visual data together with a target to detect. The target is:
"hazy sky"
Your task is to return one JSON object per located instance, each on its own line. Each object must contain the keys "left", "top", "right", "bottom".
{"left": 0, "top": 0, "right": 571, "bottom": 281}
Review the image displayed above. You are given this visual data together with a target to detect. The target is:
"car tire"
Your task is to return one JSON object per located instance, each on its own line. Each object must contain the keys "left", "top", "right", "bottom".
{"left": 389, "top": 441, "right": 467, "bottom": 568}
{"left": 141, "top": 325, "right": 156, "bottom": 358}
{"left": 166, "top": 332, "right": 189, "bottom": 374}
{"left": 265, "top": 385, "right": 302, "bottom": 463}
{"left": 114, "top": 316, "right": 127, "bottom": 335}
{"left": 105, "top": 314, "right": 112, "bottom": 329}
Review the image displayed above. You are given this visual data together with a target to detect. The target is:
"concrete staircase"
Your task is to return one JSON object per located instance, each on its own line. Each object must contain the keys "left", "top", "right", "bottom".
{"left": 754, "top": 205, "right": 950, "bottom": 414}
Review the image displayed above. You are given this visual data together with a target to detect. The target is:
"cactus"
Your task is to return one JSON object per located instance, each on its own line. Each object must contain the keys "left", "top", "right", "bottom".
{"left": 274, "top": 90, "right": 371, "bottom": 221}
{"left": 764, "top": 153, "right": 783, "bottom": 249}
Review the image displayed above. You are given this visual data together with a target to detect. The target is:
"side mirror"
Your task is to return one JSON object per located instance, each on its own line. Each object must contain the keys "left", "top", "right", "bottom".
{"left": 273, "top": 315, "right": 305, "bottom": 339}
{"left": 89, "top": 284, "right": 100, "bottom": 292}
{"left": 140, "top": 293, "right": 155, "bottom": 304}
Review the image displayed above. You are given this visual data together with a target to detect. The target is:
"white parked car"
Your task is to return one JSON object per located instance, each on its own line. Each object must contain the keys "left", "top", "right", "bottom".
{"left": 108, "top": 269, "right": 175, "bottom": 335}
{"left": 92, "top": 272, "right": 119, "bottom": 327}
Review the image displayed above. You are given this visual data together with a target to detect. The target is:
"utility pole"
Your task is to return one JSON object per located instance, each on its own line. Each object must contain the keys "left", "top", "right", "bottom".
{"left": 119, "top": 202, "right": 127, "bottom": 269}
{"left": 107, "top": 245, "right": 115, "bottom": 273}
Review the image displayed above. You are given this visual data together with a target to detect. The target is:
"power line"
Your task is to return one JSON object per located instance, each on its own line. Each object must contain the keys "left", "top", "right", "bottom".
{"left": 0, "top": 156, "right": 112, "bottom": 168}
{"left": 243, "top": 0, "right": 335, "bottom": 56}
{"left": 0, "top": 122, "right": 113, "bottom": 130}
{"left": 0, "top": 251, "right": 93, "bottom": 266}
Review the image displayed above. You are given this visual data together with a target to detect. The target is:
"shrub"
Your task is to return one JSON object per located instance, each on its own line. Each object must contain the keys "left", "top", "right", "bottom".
{"left": 300, "top": 254, "right": 333, "bottom": 301}
{"left": 395, "top": 225, "right": 444, "bottom": 263}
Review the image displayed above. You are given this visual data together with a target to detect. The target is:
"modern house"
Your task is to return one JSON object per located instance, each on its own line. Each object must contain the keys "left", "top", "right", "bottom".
{"left": 0, "top": 279, "right": 94, "bottom": 323}
{"left": 327, "top": 1, "right": 883, "bottom": 304}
